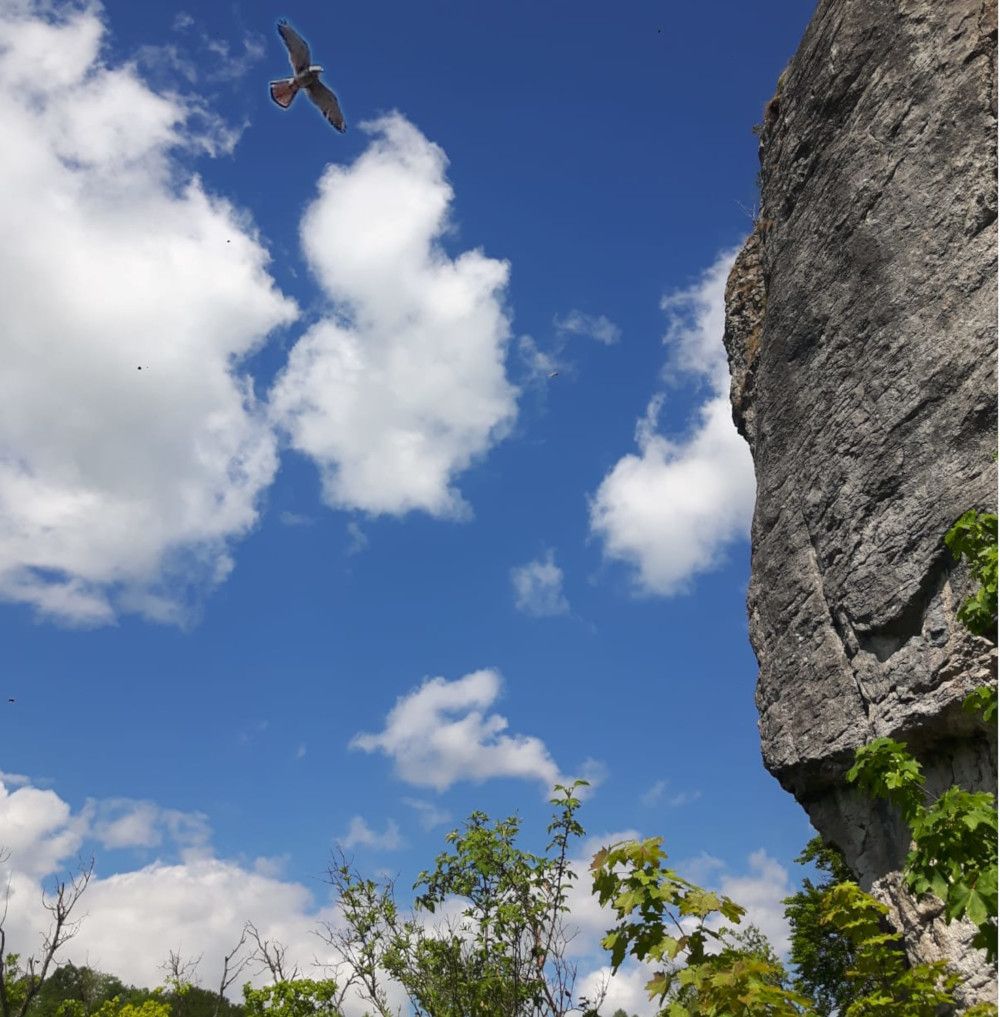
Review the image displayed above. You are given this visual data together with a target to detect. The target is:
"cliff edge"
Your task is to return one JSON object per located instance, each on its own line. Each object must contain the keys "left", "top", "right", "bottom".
{"left": 723, "top": 0, "right": 998, "bottom": 1003}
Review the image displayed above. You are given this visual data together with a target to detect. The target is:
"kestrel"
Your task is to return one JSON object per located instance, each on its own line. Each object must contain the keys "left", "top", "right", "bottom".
{"left": 269, "top": 20, "right": 346, "bottom": 134}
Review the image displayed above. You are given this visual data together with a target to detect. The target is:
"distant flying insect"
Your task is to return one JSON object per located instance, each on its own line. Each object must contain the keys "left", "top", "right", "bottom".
{"left": 270, "top": 20, "right": 347, "bottom": 134}
{"left": 548, "top": 370, "right": 560, "bottom": 379}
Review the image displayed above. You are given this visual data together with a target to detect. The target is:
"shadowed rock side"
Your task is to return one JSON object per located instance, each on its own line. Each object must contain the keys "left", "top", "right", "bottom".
{"left": 723, "top": 0, "right": 997, "bottom": 1004}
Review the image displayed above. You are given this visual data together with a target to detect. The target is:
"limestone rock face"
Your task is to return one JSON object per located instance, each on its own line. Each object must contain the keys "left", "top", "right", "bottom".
{"left": 723, "top": 0, "right": 997, "bottom": 1003}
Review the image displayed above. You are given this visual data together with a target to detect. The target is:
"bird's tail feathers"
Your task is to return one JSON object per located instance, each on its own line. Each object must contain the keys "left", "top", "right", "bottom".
{"left": 269, "top": 78, "right": 299, "bottom": 108}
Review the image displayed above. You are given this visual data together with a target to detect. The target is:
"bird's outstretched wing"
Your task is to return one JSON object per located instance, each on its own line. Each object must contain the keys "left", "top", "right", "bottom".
{"left": 277, "top": 20, "right": 311, "bottom": 75}
{"left": 306, "top": 80, "right": 346, "bottom": 133}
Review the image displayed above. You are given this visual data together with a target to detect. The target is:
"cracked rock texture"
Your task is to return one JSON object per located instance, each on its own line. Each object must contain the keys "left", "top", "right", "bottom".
{"left": 723, "top": 0, "right": 997, "bottom": 1005}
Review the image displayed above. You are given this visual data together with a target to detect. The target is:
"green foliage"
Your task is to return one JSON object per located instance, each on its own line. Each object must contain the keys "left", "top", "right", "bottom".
{"left": 818, "top": 883, "right": 957, "bottom": 1017}
{"left": 964, "top": 685, "right": 998, "bottom": 724}
{"left": 58, "top": 998, "right": 172, "bottom": 1017}
{"left": 944, "top": 509, "right": 998, "bottom": 638}
{"left": 325, "top": 781, "right": 589, "bottom": 1017}
{"left": 849, "top": 739, "right": 998, "bottom": 962}
{"left": 2, "top": 955, "right": 31, "bottom": 1017}
{"left": 838, "top": 501, "right": 1000, "bottom": 979}
{"left": 784, "top": 838, "right": 891, "bottom": 1017}
{"left": 31, "top": 966, "right": 129, "bottom": 1017}
{"left": 156, "top": 982, "right": 242, "bottom": 1017}
{"left": 589, "top": 837, "right": 811, "bottom": 1016}
{"left": 667, "top": 924, "right": 791, "bottom": 1014}
{"left": 847, "top": 740, "right": 924, "bottom": 818}
{"left": 240, "top": 982, "right": 340, "bottom": 1017}
{"left": 18, "top": 964, "right": 243, "bottom": 1017}
{"left": 27, "top": 965, "right": 134, "bottom": 1017}
{"left": 590, "top": 836, "right": 984, "bottom": 1017}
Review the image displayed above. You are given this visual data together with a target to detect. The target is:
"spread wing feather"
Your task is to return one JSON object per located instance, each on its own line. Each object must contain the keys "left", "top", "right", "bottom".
{"left": 306, "top": 80, "right": 346, "bottom": 133}
{"left": 277, "top": 20, "right": 311, "bottom": 75}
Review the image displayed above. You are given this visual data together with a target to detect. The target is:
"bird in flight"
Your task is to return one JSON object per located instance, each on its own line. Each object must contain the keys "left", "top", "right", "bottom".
{"left": 270, "top": 20, "right": 346, "bottom": 134}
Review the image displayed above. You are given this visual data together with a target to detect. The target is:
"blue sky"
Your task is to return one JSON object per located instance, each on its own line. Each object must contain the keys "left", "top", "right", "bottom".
{"left": 0, "top": 0, "right": 818, "bottom": 1010}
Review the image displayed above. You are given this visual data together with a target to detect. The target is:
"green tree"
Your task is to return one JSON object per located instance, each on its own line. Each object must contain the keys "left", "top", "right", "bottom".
{"left": 26, "top": 956, "right": 247, "bottom": 1017}
{"left": 818, "top": 883, "right": 957, "bottom": 1017}
{"left": 590, "top": 836, "right": 968, "bottom": 1017}
{"left": 668, "top": 924, "right": 790, "bottom": 1014}
{"left": 319, "top": 782, "right": 590, "bottom": 1017}
{"left": 57, "top": 998, "right": 172, "bottom": 1017}
{"left": 783, "top": 837, "right": 898, "bottom": 1017}
{"left": 590, "top": 836, "right": 810, "bottom": 1017}
{"left": 240, "top": 982, "right": 340, "bottom": 1017}
{"left": 27, "top": 965, "right": 133, "bottom": 1017}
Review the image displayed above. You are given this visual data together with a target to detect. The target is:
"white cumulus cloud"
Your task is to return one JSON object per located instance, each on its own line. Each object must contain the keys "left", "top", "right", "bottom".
{"left": 270, "top": 113, "right": 519, "bottom": 520}
{"left": 717, "top": 849, "right": 793, "bottom": 957}
{"left": 350, "top": 669, "right": 591, "bottom": 792}
{"left": 0, "top": 776, "right": 335, "bottom": 996}
{"left": 511, "top": 549, "right": 570, "bottom": 617}
{"left": 0, "top": 1, "right": 296, "bottom": 626}
{"left": 589, "top": 248, "right": 755, "bottom": 595}
{"left": 576, "top": 962, "right": 659, "bottom": 1017}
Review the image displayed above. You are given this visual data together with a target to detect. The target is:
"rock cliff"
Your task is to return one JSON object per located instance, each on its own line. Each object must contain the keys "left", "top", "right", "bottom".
{"left": 723, "top": 0, "right": 998, "bottom": 1004}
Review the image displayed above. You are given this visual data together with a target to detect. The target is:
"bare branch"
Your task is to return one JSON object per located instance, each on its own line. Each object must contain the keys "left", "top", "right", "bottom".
{"left": 211, "top": 928, "right": 250, "bottom": 1017}
{"left": 3, "top": 858, "right": 94, "bottom": 1017}
{"left": 244, "top": 922, "right": 298, "bottom": 983}
{"left": 161, "top": 948, "right": 203, "bottom": 990}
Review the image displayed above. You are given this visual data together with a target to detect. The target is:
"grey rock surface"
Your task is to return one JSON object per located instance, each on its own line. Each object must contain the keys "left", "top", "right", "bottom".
{"left": 723, "top": 0, "right": 997, "bottom": 1003}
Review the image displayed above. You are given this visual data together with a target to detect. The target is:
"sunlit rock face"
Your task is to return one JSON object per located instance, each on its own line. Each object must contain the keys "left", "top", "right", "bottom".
{"left": 723, "top": 0, "right": 997, "bottom": 1005}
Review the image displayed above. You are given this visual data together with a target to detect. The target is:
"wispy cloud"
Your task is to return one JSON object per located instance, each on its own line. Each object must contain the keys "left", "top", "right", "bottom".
{"left": 554, "top": 309, "right": 622, "bottom": 346}
{"left": 517, "top": 308, "right": 620, "bottom": 387}
{"left": 517, "top": 334, "right": 562, "bottom": 383}
{"left": 401, "top": 798, "right": 452, "bottom": 831}
{"left": 279, "top": 510, "right": 313, "bottom": 527}
{"left": 239, "top": 720, "right": 269, "bottom": 746}
{"left": 337, "top": 816, "right": 405, "bottom": 852}
{"left": 511, "top": 549, "right": 570, "bottom": 617}
{"left": 346, "top": 520, "right": 368, "bottom": 555}
{"left": 589, "top": 247, "right": 755, "bottom": 596}
{"left": 203, "top": 34, "right": 267, "bottom": 83}
{"left": 640, "top": 779, "right": 701, "bottom": 808}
